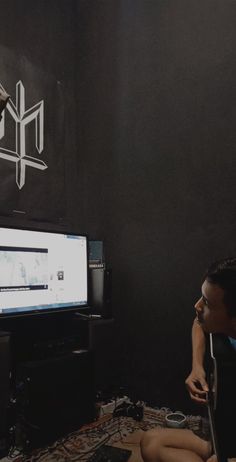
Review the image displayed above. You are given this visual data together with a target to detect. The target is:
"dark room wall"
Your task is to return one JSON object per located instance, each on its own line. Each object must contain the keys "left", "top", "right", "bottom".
{"left": 76, "top": 0, "right": 236, "bottom": 411}
{"left": 1, "top": 0, "right": 236, "bottom": 414}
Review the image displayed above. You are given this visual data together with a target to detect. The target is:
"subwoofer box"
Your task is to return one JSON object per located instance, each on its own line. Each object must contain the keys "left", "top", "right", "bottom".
{"left": 16, "top": 350, "right": 95, "bottom": 448}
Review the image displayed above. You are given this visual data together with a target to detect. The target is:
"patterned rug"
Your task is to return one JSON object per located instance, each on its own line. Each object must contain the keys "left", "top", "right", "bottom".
{"left": 5, "top": 407, "right": 209, "bottom": 462}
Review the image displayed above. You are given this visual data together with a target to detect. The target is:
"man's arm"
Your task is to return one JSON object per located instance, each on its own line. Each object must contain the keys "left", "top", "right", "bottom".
{"left": 185, "top": 317, "right": 209, "bottom": 404}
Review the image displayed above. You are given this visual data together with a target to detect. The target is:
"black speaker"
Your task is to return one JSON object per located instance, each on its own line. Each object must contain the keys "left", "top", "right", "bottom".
{"left": 16, "top": 350, "right": 95, "bottom": 448}
{"left": 0, "top": 332, "right": 11, "bottom": 438}
{"left": 88, "top": 267, "right": 112, "bottom": 319}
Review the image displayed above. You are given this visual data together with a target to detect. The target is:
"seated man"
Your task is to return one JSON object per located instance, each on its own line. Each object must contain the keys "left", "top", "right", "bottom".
{"left": 140, "top": 258, "right": 236, "bottom": 462}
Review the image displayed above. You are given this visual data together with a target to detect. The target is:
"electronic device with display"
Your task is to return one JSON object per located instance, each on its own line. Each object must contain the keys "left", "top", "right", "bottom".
{"left": 0, "top": 226, "right": 88, "bottom": 318}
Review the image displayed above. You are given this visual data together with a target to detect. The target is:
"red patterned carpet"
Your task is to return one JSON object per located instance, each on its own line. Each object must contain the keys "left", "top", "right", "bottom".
{"left": 5, "top": 407, "right": 207, "bottom": 462}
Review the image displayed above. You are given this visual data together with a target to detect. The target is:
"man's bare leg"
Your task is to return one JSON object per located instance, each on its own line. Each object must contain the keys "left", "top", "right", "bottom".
{"left": 140, "top": 428, "right": 212, "bottom": 462}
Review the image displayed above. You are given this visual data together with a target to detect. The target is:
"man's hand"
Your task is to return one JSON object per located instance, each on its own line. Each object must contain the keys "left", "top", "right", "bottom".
{"left": 206, "top": 456, "right": 217, "bottom": 462}
{"left": 185, "top": 367, "right": 209, "bottom": 404}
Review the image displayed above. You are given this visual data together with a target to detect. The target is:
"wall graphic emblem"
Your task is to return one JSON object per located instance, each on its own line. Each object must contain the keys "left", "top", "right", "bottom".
{"left": 0, "top": 81, "right": 47, "bottom": 189}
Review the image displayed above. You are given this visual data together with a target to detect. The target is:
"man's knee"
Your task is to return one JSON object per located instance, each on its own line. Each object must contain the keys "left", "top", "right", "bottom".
{"left": 140, "top": 429, "right": 162, "bottom": 462}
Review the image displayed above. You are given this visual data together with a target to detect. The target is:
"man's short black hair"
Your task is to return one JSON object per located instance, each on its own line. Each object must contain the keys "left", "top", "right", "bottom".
{"left": 204, "top": 258, "right": 236, "bottom": 318}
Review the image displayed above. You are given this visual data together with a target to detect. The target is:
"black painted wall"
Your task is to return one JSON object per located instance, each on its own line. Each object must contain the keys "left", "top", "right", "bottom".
{"left": 1, "top": 0, "right": 236, "bottom": 413}
{"left": 76, "top": 0, "right": 236, "bottom": 411}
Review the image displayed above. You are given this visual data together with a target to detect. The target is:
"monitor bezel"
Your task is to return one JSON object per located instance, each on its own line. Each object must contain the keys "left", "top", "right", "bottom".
{"left": 0, "top": 223, "right": 89, "bottom": 319}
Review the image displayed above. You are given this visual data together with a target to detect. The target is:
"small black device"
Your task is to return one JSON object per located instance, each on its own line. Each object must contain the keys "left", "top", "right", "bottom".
{"left": 113, "top": 402, "right": 144, "bottom": 421}
{"left": 88, "top": 445, "right": 131, "bottom": 462}
{"left": 88, "top": 267, "right": 112, "bottom": 319}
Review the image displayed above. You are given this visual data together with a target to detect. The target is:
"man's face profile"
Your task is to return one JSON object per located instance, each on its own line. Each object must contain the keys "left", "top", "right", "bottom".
{"left": 195, "top": 280, "right": 231, "bottom": 334}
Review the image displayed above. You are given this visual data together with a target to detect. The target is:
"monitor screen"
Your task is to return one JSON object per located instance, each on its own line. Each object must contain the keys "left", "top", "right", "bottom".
{"left": 0, "top": 226, "right": 88, "bottom": 317}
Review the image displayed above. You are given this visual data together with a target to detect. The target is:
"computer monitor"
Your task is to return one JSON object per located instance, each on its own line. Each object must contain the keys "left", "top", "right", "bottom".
{"left": 0, "top": 226, "right": 88, "bottom": 318}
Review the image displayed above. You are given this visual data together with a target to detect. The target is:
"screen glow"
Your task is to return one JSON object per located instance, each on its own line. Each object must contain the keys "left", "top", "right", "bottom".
{"left": 0, "top": 227, "right": 88, "bottom": 316}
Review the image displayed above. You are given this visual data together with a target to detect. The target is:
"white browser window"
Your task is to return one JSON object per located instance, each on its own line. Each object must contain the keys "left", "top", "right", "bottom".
{"left": 0, "top": 228, "right": 88, "bottom": 315}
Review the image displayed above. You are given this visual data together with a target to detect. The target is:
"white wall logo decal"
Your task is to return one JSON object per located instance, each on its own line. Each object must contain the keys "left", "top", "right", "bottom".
{"left": 0, "top": 81, "right": 47, "bottom": 189}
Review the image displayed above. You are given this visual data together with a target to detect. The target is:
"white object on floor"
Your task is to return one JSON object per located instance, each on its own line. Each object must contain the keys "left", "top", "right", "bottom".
{"left": 165, "top": 411, "right": 186, "bottom": 428}
{"left": 99, "top": 396, "right": 130, "bottom": 417}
